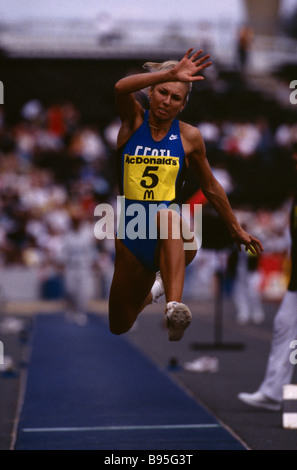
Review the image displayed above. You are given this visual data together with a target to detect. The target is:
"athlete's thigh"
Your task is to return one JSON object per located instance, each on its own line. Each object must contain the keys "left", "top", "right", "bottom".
{"left": 109, "top": 238, "right": 156, "bottom": 318}
{"left": 154, "top": 209, "right": 197, "bottom": 267}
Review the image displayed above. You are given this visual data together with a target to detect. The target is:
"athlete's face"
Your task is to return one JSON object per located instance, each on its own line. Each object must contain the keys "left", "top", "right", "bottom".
{"left": 149, "top": 82, "right": 188, "bottom": 121}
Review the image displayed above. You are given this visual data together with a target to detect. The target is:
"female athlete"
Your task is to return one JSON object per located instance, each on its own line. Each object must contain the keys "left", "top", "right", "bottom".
{"left": 108, "top": 48, "right": 263, "bottom": 341}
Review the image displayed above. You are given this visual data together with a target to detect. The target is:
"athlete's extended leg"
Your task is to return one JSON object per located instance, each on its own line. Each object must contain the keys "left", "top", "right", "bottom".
{"left": 155, "top": 209, "right": 197, "bottom": 300}
{"left": 108, "top": 238, "right": 155, "bottom": 335}
{"left": 154, "top": 209, "right": 198, "bottom": 340}
{"left": 142, "top": 210, "right": 197, "bottom": 309}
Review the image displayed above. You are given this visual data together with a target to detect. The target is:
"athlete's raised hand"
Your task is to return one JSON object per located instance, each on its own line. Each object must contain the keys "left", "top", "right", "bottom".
{"left": 171, "top": 48, "right": 212, "bottom": 82}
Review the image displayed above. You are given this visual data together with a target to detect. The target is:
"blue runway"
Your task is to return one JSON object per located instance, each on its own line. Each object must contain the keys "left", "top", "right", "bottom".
{"left": 14, "top": 314, "right": 246, "bottom": 450}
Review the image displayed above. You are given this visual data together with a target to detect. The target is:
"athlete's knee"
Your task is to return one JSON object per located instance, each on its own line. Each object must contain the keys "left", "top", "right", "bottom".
{"left": 109, "top": 318, "right": 131, "bottom": 335}
{"left": 108, "top": 310, "right": 135, "bottom": 336}
{"left": 109, "top": 322, "right": 129, "bottom": 336}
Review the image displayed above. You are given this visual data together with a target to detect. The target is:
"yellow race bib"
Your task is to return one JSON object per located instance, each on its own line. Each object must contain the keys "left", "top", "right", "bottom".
{"left": 123, "top": 154, "right": 180, "bottom": 201}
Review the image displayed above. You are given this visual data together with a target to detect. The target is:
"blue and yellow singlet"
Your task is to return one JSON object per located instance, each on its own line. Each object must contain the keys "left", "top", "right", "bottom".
{"left": 117, "top": 110, "right": 188, "bottom": 271}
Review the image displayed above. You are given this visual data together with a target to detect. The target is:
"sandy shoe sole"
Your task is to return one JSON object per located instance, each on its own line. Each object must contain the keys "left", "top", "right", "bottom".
{"left": 166, "top": 302, "right": 192, "bottom": 341}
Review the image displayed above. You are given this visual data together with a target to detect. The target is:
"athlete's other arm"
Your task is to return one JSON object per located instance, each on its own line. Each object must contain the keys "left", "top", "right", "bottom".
{"left": 183, "top": 125, "right": 263, "bottom": 254}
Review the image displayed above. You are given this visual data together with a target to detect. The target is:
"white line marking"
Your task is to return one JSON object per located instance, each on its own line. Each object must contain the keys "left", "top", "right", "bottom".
{"left": 23, "top": 423, "right": 220, "bottom": 433}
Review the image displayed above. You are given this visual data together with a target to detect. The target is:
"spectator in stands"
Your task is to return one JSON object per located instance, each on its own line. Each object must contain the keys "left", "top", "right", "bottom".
{"left": 59, "top": 204, "right": 99, "bottom": 326}
{"left": 232, "top": 249, "right": 265, "bottom": 325}
{"left": 237, "top": 24, "right": 254, "bottom": 71}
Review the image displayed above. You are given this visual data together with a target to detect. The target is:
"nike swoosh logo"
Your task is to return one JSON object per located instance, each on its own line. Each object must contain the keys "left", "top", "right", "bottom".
{"left": 169, "top": 135, "right": 178, "bottom": 140}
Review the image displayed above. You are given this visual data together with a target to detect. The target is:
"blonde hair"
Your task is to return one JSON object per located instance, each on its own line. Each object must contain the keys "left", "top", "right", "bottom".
{"left": 142, "top": 60, "right": 192, "bottom": 102}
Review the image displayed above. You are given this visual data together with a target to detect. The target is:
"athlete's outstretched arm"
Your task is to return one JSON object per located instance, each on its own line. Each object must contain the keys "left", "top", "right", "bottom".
{"left": 186, "top": 127, "right": 263, "bottom": 255}
{"left": 114, "top": 48, "right": 211, "bottom": 123}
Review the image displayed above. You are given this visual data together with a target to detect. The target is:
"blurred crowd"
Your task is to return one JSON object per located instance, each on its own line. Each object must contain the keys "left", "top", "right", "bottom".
{"left": 0, "top": 99, "right": 118, "bottom": 300}
{"left": 0, "top": 94, "right": 295, "bottom": 301}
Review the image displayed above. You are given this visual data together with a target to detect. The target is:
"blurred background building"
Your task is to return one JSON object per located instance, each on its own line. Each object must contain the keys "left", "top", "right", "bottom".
{"left": 0, "top": 0, "right": 296, "bottom": 309}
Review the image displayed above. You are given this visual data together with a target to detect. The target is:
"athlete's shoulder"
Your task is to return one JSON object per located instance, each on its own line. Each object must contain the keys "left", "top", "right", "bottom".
{"left": 179, "top": 120, "right": 203, "bottom": 140}
{"left": 117, "top": 105, "right": 145, "bottom": 149}
{"left": 179, "top": 121, "right": 205, "bottom": 153}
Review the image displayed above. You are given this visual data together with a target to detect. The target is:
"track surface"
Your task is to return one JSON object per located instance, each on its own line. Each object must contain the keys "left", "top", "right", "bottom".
{"left": 14, "top": 313, "right": 245, "bottom": 450}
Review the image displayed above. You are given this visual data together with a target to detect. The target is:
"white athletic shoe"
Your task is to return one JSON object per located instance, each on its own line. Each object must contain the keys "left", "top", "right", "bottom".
{"left": 237, "top": 391, "right": 281, "bottom": 411}
{"left": 165, "top": 301, "right": 192, "bottom": 342}
{"left": 151, "top": 271, "right": 165, "bottom": 303}
{"left": 183, "top": 356, "right": 219, "bottom": 373}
